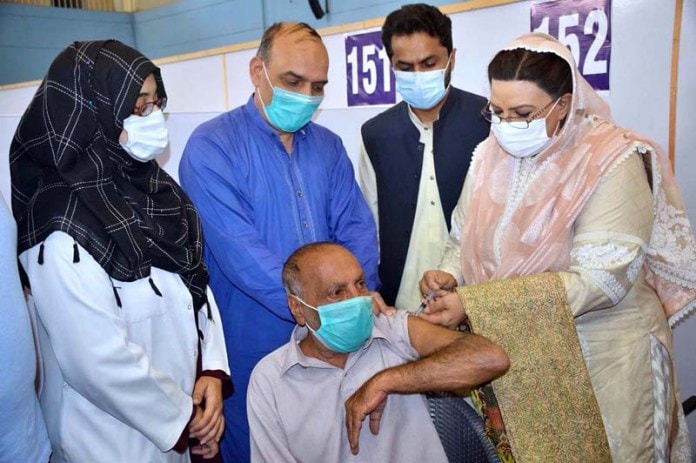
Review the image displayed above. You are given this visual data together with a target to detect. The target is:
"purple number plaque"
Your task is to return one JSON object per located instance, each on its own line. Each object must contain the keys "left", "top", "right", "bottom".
{"left": 531, "top": 0, "right": 611, "bottom": 91}
{"left": 345, "top": 30, "right": 396, "bottom": 106}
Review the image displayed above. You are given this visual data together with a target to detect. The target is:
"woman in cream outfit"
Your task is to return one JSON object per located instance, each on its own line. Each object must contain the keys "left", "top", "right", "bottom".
{"left": 420, "top": 33, "right": 693, "bottom": 462}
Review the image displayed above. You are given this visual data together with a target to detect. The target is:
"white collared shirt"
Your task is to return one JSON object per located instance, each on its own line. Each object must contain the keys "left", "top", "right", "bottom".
{"left": 247, "top": 311, "right": 448, "bottom": 463}
{"left": 358, "top": 107, "right": 449, "bottom": 310}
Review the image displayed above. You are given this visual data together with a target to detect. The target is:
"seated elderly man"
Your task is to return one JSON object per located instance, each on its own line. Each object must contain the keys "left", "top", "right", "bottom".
{"left": 247, "top": 242, "right": 509, "bottom": 462}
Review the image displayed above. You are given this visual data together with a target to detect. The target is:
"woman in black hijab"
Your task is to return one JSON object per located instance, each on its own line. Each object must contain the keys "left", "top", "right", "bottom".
{"left": 12, "top": 40, "right": 231, "bottom": 462}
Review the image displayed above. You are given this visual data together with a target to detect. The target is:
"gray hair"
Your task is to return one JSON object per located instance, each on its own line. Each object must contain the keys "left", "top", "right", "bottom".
{"left": 282, "top": 242, "right": 338, "bottom": 298}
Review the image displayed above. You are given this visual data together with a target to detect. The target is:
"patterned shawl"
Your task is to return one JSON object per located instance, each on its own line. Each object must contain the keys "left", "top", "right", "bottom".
{"left": 461, "top": 32, "right": 696, "bottom": 326}
{"left": 10, "top": 40, "right": 209, "bottom": 310}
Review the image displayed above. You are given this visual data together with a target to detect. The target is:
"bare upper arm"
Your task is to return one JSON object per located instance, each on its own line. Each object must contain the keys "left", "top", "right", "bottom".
{"left": 407, "top": 315, "right": 464, "bottom": 358}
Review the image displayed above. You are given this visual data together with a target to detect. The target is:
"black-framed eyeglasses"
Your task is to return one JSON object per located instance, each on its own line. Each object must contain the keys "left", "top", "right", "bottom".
{"left": 133, "top": 96, "right": 167, "bottom": 117}
{"left": 480, "top": 98, "right": 558, "bottom": 129}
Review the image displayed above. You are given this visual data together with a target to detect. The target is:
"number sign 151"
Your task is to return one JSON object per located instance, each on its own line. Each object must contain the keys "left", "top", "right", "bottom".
{"left": 345, "top": 30, "right": 396, "bottom": 106}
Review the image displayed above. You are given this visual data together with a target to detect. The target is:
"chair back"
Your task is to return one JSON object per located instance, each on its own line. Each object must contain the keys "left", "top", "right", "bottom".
{"left": 427, "top": 392, "right": 502, "bottom": 463}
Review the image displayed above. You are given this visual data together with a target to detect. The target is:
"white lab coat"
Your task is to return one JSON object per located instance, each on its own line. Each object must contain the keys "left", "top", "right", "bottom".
{"left": 20, "top": 231, "right": 230, "bottom": 463}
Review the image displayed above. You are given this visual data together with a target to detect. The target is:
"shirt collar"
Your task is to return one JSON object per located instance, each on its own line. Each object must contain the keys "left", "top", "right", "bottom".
{"left": 280, "top": 318, "right": 390, "bottom": 375}
{"left": 407, "top": 105, "right": 435, "bottom": 144}
{"left": 407, "top": 104, "right": 429, "bottom": 132}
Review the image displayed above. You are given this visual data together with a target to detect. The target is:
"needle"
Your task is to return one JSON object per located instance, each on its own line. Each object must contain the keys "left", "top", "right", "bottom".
{"left": 415, "top": 290, "right": 437, "bottom": 315}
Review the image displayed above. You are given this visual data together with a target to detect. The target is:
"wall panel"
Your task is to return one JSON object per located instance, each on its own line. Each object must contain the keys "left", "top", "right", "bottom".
{"left": 0, "top": 3, "right": 135, "bottom": 85}
{"left": 133, "top": 0, "right": 263, "bottom": 59}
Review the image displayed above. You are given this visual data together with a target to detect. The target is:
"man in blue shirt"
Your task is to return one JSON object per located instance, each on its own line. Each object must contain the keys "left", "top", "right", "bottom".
{"left": 179, "top": 22, "right": 379, "bottom": 462}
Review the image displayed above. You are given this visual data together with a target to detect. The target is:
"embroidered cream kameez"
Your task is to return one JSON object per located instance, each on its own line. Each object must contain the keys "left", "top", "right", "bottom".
{"left": 443, "top": 151, "right": 691, "bottom": 462}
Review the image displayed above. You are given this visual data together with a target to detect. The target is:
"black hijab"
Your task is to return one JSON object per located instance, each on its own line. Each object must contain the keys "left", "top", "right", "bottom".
{"left": 11, "top": 40, "right": 208, "bottom": 311}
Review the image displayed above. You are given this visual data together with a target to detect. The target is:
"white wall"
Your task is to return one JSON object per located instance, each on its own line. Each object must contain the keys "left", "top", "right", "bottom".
{"left": 1, "top": 0, "right": 695, "bottom": 446}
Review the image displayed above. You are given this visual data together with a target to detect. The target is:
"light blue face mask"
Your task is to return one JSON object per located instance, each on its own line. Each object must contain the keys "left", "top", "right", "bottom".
{"left": 259, "top": 63, "right": 323, "bottom": 133}
{"left": 394, "top": 57, "right": 451, "bottom": 110}
{"left": 293, "top": 295, "right": 374, "bottom": 353}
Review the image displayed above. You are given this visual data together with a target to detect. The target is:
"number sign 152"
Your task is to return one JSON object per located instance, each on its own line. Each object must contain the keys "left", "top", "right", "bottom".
{"left": 531, "top": 0, "right": 611, "bottom": 90}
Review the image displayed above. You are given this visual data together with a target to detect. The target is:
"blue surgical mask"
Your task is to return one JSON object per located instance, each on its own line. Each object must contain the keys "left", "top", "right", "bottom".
{"left": 258, "top": 63, "right": 323, "bottom": 133}
{"left": 293, "top": 295, "right": 374, "bottom": 353}
{"left": 394, "top": 57, "right": 451, "bottom": 110}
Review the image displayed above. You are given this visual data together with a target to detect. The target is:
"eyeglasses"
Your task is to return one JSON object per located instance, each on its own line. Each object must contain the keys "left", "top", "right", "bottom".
{"left": 133, "top": 96, "right": 167, "bottom": 117}
{"left": 480, "top": 98, "right": 558, "bottom": 129}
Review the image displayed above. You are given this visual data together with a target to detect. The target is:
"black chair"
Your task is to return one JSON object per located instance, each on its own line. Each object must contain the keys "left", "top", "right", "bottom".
{"left": 427, "top": 392, "right": 502, "bottom": 463}
{"left": 684, "top": 396, "right": 696, "bottom": 416}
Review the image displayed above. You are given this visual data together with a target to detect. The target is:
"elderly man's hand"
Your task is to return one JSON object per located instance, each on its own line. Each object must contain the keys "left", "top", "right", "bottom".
{"left": 369, "top": 291, "right": 396, "bottom": 316}
{"left": 345, "top": 373, "right": 389, "bottom": 455}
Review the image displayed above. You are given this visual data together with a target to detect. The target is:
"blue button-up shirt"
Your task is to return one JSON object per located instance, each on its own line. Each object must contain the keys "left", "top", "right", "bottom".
{"left": 179, "top": 95, "right": 379, "bottom": 361}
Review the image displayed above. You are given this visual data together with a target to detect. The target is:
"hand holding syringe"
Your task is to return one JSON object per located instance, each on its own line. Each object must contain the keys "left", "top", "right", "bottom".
{"left": 414, "top": 290, "right": 437, "bottom": 315}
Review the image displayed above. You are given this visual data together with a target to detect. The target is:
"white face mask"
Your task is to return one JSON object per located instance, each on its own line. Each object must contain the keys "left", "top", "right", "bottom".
{"left": 120, "top": 109, "right": 169, "bottom": 162}
{"left": 490, "top": 99, "right": 560, "bottom": 159}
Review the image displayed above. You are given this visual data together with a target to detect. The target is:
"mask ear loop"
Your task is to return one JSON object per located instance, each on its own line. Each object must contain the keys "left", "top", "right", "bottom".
{"left": 554, "top": 95, "right": 574, "bottom": 136}
{"left": 442, "top": 54, "right": 453, "bottom": 93}
{"left": 547, "top": 98, "right": 564, "bottom": 138}
{"left": 255, "top": 61, "right": 274, "bottom": 109}
{"left": 291, "top": 294, "right": 320, "bottom": 330}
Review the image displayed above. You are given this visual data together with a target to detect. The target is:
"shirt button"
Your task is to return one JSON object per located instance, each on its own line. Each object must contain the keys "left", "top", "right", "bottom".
{"left": 429, "top": 175, "right": 434, "bottom": 180}
{"left": 297, "top": 191, "right": 303, "bottom": 198}
{"left": 187, "top": 304, "right": 192, "bottom": 310}
{"left": 193, "top": 349, "right": 198, "bottom": 357}
{"left": 303, "top": 221, "right": 309, "bottom": 229}
{"left": 430, "top": 201, "right": 436, "bottom": 205}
